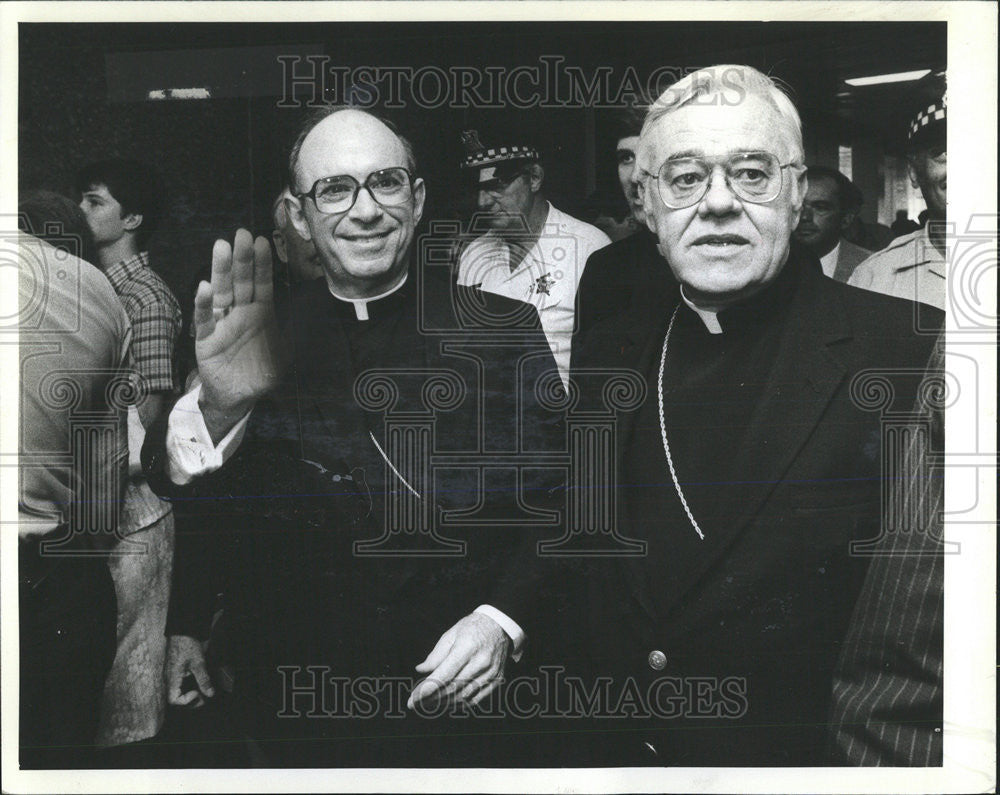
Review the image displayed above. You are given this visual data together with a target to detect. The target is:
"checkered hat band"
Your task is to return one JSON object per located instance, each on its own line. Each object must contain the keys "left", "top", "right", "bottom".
{"left": 461, "top": 145, "right": 539, "bottom": 168}
{"left": 909, "top": 102, "right": 947, "bottom": 139}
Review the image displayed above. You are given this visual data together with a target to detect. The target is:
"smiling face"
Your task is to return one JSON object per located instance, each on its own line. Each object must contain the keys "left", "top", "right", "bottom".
{"left": 288, "top": 110, "right": 425, "bottom": 298}
{"left": 639, "top": 93, "right": 805, "bottom": 308}
{"left": 615, "top": 135, "right": 645, "bottom": 225}
{"left": 908, "top": 144, "right": 947, "bottom": 220}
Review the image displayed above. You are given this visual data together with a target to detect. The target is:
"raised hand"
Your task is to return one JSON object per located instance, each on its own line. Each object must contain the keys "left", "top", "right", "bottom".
{"left": 194, "top": 229, "right": 285, "bottom": 442}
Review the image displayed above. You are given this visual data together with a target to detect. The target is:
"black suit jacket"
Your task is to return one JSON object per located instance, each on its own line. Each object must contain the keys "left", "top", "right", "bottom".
{"left": 567, "top": 248, "right": 942, "bottom": 766}
{"left": 143, "top": 265, "right": 565, "bottom": 765}
{"left": 571, "top": 229, "right": 676, "bottom": 367}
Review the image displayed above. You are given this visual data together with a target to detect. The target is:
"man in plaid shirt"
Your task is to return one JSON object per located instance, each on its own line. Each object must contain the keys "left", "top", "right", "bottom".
{"left": 78, "top": 158, "right": 181, "bottom": 756}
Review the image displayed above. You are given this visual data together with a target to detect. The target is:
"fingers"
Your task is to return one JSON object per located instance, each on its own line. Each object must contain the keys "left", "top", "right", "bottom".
{"left": 253, "top": 235, "right": 274, "bottom": 304}
{"left": 468, "top": 676, "right": 503, "bottom": 706}
{"left": 165, "top": 638, "right": 214, "bottom": 709}
{"left": 211, "top": 237, "right": 234, "bottom": 314}
{"left": 189, "top": 653, "right": 216, "bottom": 699}
{"left": 408, "top": 646, "right": 473, "bottom": 709}
{"left": 415, "top": 627, "right": 455, "bottom": 674}
{"left": 193, "top": 281, "right": 215, "bottom": 341}
{"left": 171, "top": 681, "right": 203, "bottom": 708}
{"left": 231, "top": 228, "right": 256, "bottom": 306}
{"left": 408, "top": 627, "right": 457, "bottom": 708}
{"left": 167, "top": 663, "right": 202, "bottom": 707}
{"left": 212, "top": 230, "right": 274, "bottom": 316}
{"left": 458, "top": 657, "right": 502, "bottom": 703}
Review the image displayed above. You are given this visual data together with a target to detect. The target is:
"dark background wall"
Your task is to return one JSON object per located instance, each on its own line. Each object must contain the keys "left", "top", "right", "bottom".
{"left": 19, "top": 21, "right": 945, "bottom": 314}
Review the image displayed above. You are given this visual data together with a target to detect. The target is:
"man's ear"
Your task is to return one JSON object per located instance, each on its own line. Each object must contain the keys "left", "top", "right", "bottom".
{"left": 286, "top": 195, "right": 313, "bottom": 242}
{"left": 789, "top": 171, "right": 808, "bottom": 226}
{"left": 272, "top": 229, "right": 289, "bottom": 264}
{"left": 906, "top": 156, "right": 921, "bottom": 189}
{"left": 411, "top": 178, "right": 427, "bottom": 226}
{"left": 840, "top": 207, "right": 858, "bottom": 232}
{"left": 528, "top": 163, "right": 544, "bottom": 193}
{"left": 122, "top": 213, "right": 143, "bottom": 232}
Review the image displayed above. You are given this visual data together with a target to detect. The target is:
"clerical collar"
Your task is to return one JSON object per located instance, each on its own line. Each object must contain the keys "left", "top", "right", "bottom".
{"left": 326, "top": 274, "right": 408, "bottom": 320}
{"left": 679, "top": 250, "right": 802, "bottom": 335}
{"left": 680, "top": 288, "right": 724, "bottom": 334}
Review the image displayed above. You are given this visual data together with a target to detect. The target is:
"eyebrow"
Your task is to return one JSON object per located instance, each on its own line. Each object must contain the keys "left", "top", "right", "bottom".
{"left": 665, "top": 149, "right": 705, "bottom": 160}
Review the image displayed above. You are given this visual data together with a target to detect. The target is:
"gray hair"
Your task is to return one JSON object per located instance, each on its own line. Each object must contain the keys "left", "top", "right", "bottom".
{"left": 642, "top": 65, "right": 804, "bottom": 164}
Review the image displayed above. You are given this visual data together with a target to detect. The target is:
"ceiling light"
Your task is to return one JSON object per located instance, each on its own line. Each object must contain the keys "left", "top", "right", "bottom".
{"left": 844, "top": 69, "right": 931, "bottom": 87}
{"left": 147, "top": 88, "right": 212, "bottom": 100}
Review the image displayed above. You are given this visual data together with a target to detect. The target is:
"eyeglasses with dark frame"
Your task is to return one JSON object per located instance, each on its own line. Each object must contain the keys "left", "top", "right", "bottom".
{"left": 638, "top": 151, "right": 805, "bottom": 209}
{"left": 295, "top": 167, "right": 415, "bottom": 215}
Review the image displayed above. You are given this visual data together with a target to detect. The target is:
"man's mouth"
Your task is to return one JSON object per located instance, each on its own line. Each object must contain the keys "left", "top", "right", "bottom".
{"left": 344, "top": 230, "right": 391, "bottom": 243}
{"left": 692, "top": 234, "right": 750, "bottom": 247}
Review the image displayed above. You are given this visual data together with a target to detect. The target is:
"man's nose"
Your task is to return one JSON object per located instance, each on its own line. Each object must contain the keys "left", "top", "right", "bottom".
{"left": 348, "top": 185, "right": 384, "bottom": 222}
{"left": 799, "top": 204, "right": 813, "bottom": 222}
{"left": 477, "top": 190, "right": 493, "bottom": 210}
{"left": 698, "top": 166, "right": 740, "bottom": 216}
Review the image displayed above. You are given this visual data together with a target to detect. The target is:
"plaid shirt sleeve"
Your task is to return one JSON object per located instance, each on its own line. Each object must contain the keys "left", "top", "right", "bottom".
{"left": 130, "top": 293, "right": 182, "bottom": 394}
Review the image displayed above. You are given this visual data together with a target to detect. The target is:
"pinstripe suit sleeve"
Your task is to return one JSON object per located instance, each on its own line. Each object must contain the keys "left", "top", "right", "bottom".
{"left": 828, "top": 339, "right": 945, "bottom": 766}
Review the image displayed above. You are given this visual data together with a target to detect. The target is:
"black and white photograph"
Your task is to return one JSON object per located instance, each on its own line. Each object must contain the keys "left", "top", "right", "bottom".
{"left": 2, "top": 2, "right": 995, "bottom": 792}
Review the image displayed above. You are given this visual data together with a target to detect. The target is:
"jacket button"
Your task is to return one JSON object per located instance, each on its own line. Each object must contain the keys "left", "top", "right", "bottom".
{"left": 647, "top": 650, "right": 667, "bottom": 671}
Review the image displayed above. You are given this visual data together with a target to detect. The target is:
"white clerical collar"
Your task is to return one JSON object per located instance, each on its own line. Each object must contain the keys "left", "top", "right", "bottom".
{"left": 680, "top": 287, "right": 724, "bottom": 334}
{"left": 819, "top": 242, "right": 840, "bottom": 279}
{"left": 326, "top": 273, "right": 408, "bottom": 320}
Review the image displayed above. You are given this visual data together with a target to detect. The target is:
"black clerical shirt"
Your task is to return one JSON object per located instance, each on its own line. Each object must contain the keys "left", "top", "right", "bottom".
{"left": 622, "top": 257, "right": 800, "bottom": 608}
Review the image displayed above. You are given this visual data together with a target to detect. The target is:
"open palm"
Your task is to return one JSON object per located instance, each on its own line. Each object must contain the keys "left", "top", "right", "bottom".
{"left": 194, "top": 229, "right": 285, "bottom": 434}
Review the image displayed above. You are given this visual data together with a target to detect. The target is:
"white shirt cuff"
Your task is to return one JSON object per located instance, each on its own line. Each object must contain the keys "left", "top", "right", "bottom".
{"left": 474, "top": 604, "right": 525, "bottom": 662}
{"left": 165, "top": 382, "right": 251, "bottom": 485}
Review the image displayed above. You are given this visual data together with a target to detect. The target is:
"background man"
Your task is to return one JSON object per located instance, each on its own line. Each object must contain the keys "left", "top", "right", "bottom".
{"left": 77, "top": 159, "right": 182, "bottom": 426}
{"left": 270, "top": 186, "right": 323, "bottom": 287}
{"left": 569, "top": 64, "right": 941, "bottom": 766}
{"left": 573, "top": 104, "right": 677, "bottom": 354}
{"left": 793, "top": 165, "right": 873, "bottom": 282}
{"left": 456, "top": 130, "right": 609, "bottom": 385}
{"left": 17, "top": 211, "right": 131, "bottom": 767}
{"left": 829, "top": 337, "right": 945, "bottom": 766}
{"left": 76, "top": 158, "right": 181, "bottom": 751}
{"left": 145, "top": 107, "right": 563, "bottom": 766}
{"left": 849, "top": 72, "right": 947, "bottom": 309}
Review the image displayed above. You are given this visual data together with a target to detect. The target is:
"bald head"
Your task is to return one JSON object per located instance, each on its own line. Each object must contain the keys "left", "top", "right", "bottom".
{"left": 284, "top": 108, "right": 426, "bottom": 299}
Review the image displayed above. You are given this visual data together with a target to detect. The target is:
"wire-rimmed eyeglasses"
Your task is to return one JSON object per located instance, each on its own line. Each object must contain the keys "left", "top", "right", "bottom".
{"left": 638, "top": 151, "right": 804, "bottom": 209}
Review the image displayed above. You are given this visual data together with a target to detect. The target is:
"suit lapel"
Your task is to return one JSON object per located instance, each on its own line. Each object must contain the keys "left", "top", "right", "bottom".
{"left": 575, "top": 303, "right": 676, "bottom": 619}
